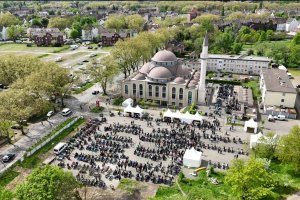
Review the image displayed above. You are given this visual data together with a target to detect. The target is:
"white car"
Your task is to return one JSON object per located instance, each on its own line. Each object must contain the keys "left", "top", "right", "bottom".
{"left": 55, "top": 57, "right": 62, "bottom": 62}
{"left": 61, "top": 108, "right": 72, "bottom": 116}
{"left": 274, "top": 115, "right": 286, "bottom": 121}
{"left": 47, "top": 111, "right": 54, "bottom": 117}
{"left": 89, "top": 53, "right": 97, "bottom": 57}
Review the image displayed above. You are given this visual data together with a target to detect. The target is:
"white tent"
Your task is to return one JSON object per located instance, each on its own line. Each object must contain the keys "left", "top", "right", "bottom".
{"left": 123, "top": 104, "right": 144, "bottom": 117}
{"left": 183, "top": 147, "right": 202, "bottom": 168}
{"left": 163, "top": 110, "right": 203, "bottom": 124}
{"left": 122, "top": 98, "right": 133, "bottom": 107}
{"left": 244, "top": 118, "right": 258, "bottom": 133}
{"left": 249, "top": 132, "right": 263, "bottom": 148}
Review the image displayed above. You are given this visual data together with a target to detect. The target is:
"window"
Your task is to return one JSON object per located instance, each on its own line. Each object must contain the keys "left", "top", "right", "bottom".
{"left": 139, "top": 84, "right": 143, "bottom": 96}
{"left": 155, "top": 86, "right": 159, "bottom": 97}
{"left": 188, "top": 91, "right": 192, "bottom": 104}
{"left": 133, "top": 84, "right": 136, "bottom": 95}
{"left": 125, "top": 85, "right": 128, "bottom": 94}
{"left": 162, "top": 86, "right": 166, "bottom": 98}
{"left": 149, "top": 85, "right": 152, "bottom": 97}
{"left": 281, "top": 99, "right": 284, "bottom": 103}
{"left": 282, "top": 93, "right": 285, "bottom": 96}
{"left": 172, "top": 87, "right": 176, "bottom": 99}
{"left": 179, "top": 88, "right": 183, "bottom": 100}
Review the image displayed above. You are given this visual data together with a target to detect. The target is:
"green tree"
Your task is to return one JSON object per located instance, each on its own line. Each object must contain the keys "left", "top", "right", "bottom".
{"left": 221, "top": 6, "right": 225, "bottom": 16}
{"left": 213, "top": 28, "right": 234, "bottom": 53}
{"left": 104, "top": 14, "right": 126, "bottom": 31}
{"left": 7, "top": 25, "right": 25, "bottom": 41}
{"left": 259, "top": 31, "right": 267, "bottom": 42}
{"left": 291, "top": 32, "right": 300, "bottom": 46}
{"left": 276, "top": 125, "right": 300, "bottom": 172}
{"left": 16, "top": 165, "right": 81, "bottom": 200}
{"left": 88, "top": 55, "right": 119, "bottom": 95}
{"left": 252, "top": 132, "right": 279, "bottom": 160}
{"left": 232, "top": 42, "right": 243, "bottom": 54}
{"left": 225, "top": 158, "right": 277, "bottom": 200}
{"left": 0, "top": 12, "right": 20, "bottom": 27}
{"left": 125, "top": 14, "right": 145, "bottom": 32}
{"left": 0, "top": 120, "right": 14, "bottom": 142}
{"left": 48, "top": 17, "right": 73, "bottom": 30}
{"left": 31, "top": 18, "right": 42, "bottom": 27}
{"left": 288, "top": 45, "right": 300, "bottom": 66}
{"left": 70, "top": 29, "right": 80, "bottom": 39}
{"left": 41, "top": 18, "right": 49, "bottom": 28}
{"left": 265, "top": 30, "right": 274, "bottom": 41}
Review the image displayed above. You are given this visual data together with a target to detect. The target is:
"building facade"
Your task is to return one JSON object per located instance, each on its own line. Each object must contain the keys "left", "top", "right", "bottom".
{"left": 260, "top": 69, "right": 297, "bottom": 108}
{"left": 28, "top": 28, "right": 64, "bottom": 46}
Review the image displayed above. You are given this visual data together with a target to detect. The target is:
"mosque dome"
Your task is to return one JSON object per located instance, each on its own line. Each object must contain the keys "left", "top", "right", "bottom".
{"left": 134, "top": 73, "right": 146, "bottom": 80}
{"left": 188, "top": 82, "right": 196, "bottom": 89}
{"left": 173, "top": 77, "right": 186, "bottom": 84}
{"left": 147, "top": 66, "right": 173, "bottom": 79}
{"left": 152, "top": 50, "right": 177, "bottom": 62}
{"left": 139, "top": 62, "right": 151, "bottom": 74}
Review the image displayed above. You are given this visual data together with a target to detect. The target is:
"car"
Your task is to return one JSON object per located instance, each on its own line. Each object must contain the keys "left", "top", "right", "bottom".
{"left": 87, "top": 46, "right": 93, "bottom": 49}
{"left": 268, "top": 115, "right": 275, "bottom": 122}
{"left": 46, "top": 111, "right": 54, "bottom": 117}
{"left": 82, "top": 60, "right": 89, "bottom": 63}
{"left": 90, "top": 53, "right": 97, "bottom": 57}
{"left": 77, "top": 62, "right": 83, "bottom": 65}
{"left": 55, "top": 57, "right": 62, "bottom": 62}
{"left": 61, "top": 108, "right": 72, "bottom": 116}
{"left": 11, "top": 124, "right": 22, "bottom": 130}
{"left": 2, "top": 154, "right": 15, "bottom": 163}
{"left": 92, "top": 90, "right": 100, "bottom": 95}
{"left": 274, "top": 115, "right": 286, "bottom": 121}
{"left": 296, "top": 84, "right": 300, "bottom": 89}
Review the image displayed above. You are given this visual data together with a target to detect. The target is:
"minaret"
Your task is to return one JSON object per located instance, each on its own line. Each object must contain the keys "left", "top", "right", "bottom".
{"left": 198, "top": 34, "right": 208, "bottom": 104}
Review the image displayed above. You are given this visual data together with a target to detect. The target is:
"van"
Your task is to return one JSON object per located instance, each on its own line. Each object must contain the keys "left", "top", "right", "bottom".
{"left": 287, "top": 73, "right": 293, "bottom": 79}
{"left": 54, "top": 142, "right": 67, "bottom": 155}
{"left": 55, "top": 57, "right": 62, "bottom": 62}
{"left": 274, "top": 115, "right": 286, "bottom": 121}
{"left": 61, "top": 108, "right": 72, "bottom": 116}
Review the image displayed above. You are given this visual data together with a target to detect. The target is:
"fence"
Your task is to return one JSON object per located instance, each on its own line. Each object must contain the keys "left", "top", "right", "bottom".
{"left": 26, "top": 117, "right": 80, "bottom": 157}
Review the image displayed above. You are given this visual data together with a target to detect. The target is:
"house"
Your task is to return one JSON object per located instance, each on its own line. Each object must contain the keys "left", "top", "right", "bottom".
{"left": 166, "top": 42, "right": 185, "bottom": 54}
{"left": 260, "top": 69, "right": 297, "bottom": 109}
{"left": 0, "top": 26, "right": 8, "bottom": 41}
{"left": 81, "top": 27, "right": 99, "bottom": 41}
{"left": 99, "top": 27, "right": 137, "bottom": 46}
{"left": 285, "top": 18, "right": 299, "bottom": 32}
{"left": 28, "top": 28, "right": 64, "bottom": 46}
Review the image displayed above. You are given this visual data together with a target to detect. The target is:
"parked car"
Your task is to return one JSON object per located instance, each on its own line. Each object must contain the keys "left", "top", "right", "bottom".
{"left": 89, "top": 53, "right": 97, "bottom": 57}
{"left": 274, "top": 115, "right": 286, "bottom": 121}
{"left": 82, "top": 60, "right": 89, "bottom": 63}
{"left": 268, "top": 115, "right": 275, "bottom": 122}
{"left": 61, "top": 108, "right": 72, "bottom": 116}
{"left": 11, "top": 124, "right": 22, "bottom": 130}
{"left": 2, "top": 154, "right": 15, "bottom": 163}
{"left": 92, "top": 90, "right": 100, "bottom": 95}
{"left": 47, "top": 111, "right": 54, "bottom": 117}
{"left": 55, "top": 57, "right": 63, "bottom": 62}
{"left": 87, "top": 46, "right": 93, "bottom": 49}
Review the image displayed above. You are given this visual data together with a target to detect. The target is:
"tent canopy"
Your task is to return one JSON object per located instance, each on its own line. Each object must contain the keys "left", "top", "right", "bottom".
{"left": 163, "top": 110, "right": 203, "bottom": 124}
{"left": 123, "top": 104, "right": 144, "bottom": 115}
{"left": 244, "top": 118, "right": 258, "bottom": 133}
{"left": 122, "top": 98, "right": 133, "bottom": 107}
{"left": 250, "top": 132, "right": 278, "bottom": 149}
{"left": 183, "top": 147, "right": 202, "bottom": 168}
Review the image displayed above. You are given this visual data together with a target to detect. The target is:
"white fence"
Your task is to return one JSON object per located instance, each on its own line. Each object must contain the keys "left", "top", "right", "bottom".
{"left": 26, "top": 117, "right": 80, "bottom": 157}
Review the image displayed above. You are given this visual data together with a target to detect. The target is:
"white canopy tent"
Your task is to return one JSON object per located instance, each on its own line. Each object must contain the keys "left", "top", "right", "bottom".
{"left": 122, "top": 98, "right": 133, "bottom": 107}
{"left": 244, "top": 118, "right": 258, "bottom": 133}
{"left": 250, "top": 132, "right": 278, "bottom": 149}
{"left": 183, "top": 147, "right": 202, "bottom": 168}
{"left": 163, "top": 110, "right": 203, "bottom": 124}
{"left": 123, "top": 104, "right": 144, "bottom": 117}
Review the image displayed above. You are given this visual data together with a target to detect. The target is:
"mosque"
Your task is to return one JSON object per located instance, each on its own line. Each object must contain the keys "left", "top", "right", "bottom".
{"left": 121, "top": 35, "right": 209, "bottom": 108}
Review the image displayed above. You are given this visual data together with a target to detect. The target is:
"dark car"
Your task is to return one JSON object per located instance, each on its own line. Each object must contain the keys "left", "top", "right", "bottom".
{"left": 296, "top": 84, "right": 300, "bottom": 89}
{"left": 82, "top": 60, "right": 89, "bottom": 63}
{"left": 2, "top": 154, "right": 15, "bottom": 163}
{"left": 92, "top": 90, "right": 100, "bottom": 95}
{"left": 11, "top": 124, "right": 22, "bottom": 130}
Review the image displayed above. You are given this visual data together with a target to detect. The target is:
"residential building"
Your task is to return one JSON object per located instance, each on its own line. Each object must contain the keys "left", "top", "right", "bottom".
{"left": 260, "top": 69, "right": 297, "bottom": 108}
{"left": 0, "top": 26, "right": 8, "bottom": 41}
{"left": 28, "top": 28, "right": 64, "bottom": 46}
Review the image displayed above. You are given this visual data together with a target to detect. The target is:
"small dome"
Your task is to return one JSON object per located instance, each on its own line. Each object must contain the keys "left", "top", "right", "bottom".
{"left": 190, "top": 79, "right": 198, "bottom": 84}
{"left": 173, "top": 77, "right": 185, "bottom": 84}
{"left": 148, "top": 66, "right": 173, "bottom": 79}
{"left": 152, "top": 50, "right": 177, "bottom": 62}
{"left": 134, "top": 73, "right": 145, "bottom": 80}
{"left": 188, "top": 82, "right": 196, "bottom": 89}
{"left": 139, "top": 63, "right": 151, "bottom": 74}
{"left": 176, "top": 65, "right": 190, "bottom": 77}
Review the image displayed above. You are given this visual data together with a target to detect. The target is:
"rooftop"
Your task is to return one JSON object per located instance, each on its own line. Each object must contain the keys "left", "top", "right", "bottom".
{"left": 208, "top": 54, "right": 270, "bottom": 62}
{"left": 262, "top": 69, "right": 296, "bottom": 94}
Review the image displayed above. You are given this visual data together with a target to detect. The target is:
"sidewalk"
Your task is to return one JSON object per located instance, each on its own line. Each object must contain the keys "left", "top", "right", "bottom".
{"left": 0, "top": 115, "right": 68, "bottom": 174}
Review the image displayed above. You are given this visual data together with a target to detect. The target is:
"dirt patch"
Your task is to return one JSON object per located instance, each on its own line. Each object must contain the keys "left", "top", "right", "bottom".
{"left": 77, "top": 183, "right": 159, "bottom": 200}
{"left": 5, "top": 167, "right": 32, "bottom": 191}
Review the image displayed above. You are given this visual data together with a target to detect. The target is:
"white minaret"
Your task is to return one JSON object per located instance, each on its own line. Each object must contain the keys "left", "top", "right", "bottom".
{"left": 198, "top": 34, "right": 208, "bottom": 104}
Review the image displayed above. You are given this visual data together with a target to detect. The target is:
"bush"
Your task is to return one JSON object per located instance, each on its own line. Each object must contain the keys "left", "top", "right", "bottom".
{"left": 206, "top": 79, "right": 241, "bottom": 85}
{"left": 90, "top": 106, "right": 104, "bottom": 113}
{"left": 112, "top": 96, "right": 124, "bottom": 106}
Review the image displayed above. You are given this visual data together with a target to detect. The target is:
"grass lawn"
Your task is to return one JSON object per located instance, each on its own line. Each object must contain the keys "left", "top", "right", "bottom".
{"left": 0, "top": 43, "right": 70, "bottom": 54}
{"left": 288, "top": 69, "right": 300, "bottom": 77}
{"left": 73, "top": 82, "right": 94, "bottom": 94}
{"left": 242, "top": 80, "right": 261, "bottom": 100}
{"left": 90, "top": 106, "right": 104, "bottom": 113}
{"left": 118, "top": 178, "right": 146, "bottom": 193}
{"left": 0, "top": 170, "right": 20, "bottom": 187}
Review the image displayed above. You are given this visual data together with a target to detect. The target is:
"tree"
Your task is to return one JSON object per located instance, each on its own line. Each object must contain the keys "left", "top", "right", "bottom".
{"left": 192, "top": 14, "right": 220, "bottom": 24}
{"left": 246, "top": 49, "right": 254, "bottom": 55}
{"left": 221, "top": 6, "right": 225, "bottom": 16}
{"left": 225, "top": 11, "right": 245, "bottom": 21}
{"left": 253, "top": 132, "right": 279, "bottom": 160}
{"left": 0, "top": 12, "right": 20, "bottom": 27}
{"left": 48, "top": 17, "right": 72, "bottom": 30}
{"left": 232, "top": 42, "right": 243, "bottom": 54}
{"left": 16, "top": 165, "right": 81, "bottom": 200}
{"left": 0, "top": 120, "right": 14, "bottom": 142}
{"left": 125, "top": 14, "right": 145, "bottom": 32}
{"left": 265, "top": 30, "right": 274, "bottom": 41}
{"left": 41, "top": 18, "right": 49, "bottom": 28}
{"left": 276, "top": 125, "right": 300, "bottom": 172}
{"left": 104, "top": 14, "right": 126, "bottom": 31}
{"left": 288, "top": 45, "right": 300, "bottom": 66}
{"left": 213, "top": 28, "right": 235, "bottom": 53}
{"left": 259, "top": 31, "right": 267, "bottom": 42}
{"left": 88, "top": 55, "right": 119, "bottom": 95}
{"left": 31, "top": 18, "right": 42, "bottom": 27}
{"left": 225, "top": 158, "right": 277, "bottom": 200}
{"left": 7, "top": 25, "right": 24, "bottom": 41}
{"left": 70, "top": 29, "right": 80, "bottom": 39}
{"left": 291, "top": 32, "right": 300, "bottom": 46}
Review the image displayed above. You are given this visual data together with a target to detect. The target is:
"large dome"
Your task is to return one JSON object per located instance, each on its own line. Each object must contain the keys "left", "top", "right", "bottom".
{"left": 134, "top": 73, "right": 145, "bottom": 80}
{"left": 152, "top": 50, "right": 177, "bottom": 62}
{"left": 139, "top": 62, "right": 151, "bottom": 74}
{"left": 148, "top": 66, "right": 173, "bottom": 79}
{"left": 173, "top": 77, "right": 185, "bottom": 84}
{"left": 176, "top": 65, "right": 190, "bottom": 77}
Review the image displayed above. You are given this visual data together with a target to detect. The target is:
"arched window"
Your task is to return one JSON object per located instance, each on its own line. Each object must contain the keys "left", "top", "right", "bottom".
{"left": 148, "top": 85, "right": 152, "bottom": 97}
{"left": 188, "top": 91, "right": 192, "bottom": 104}
{"left": 125, "top": 85, "right": 128, "bottom": 94}
{"left": 155, "top": 86, "right": 159, "bottom": 97}
{"left": 133, "top": 84, "right": 136, "bottom": 95}
{"left": 139, "top": 84, "right": 143, "bottom": 96}
{"left": 162, "top": 86, "right": 166, "bottom": 98}
{"left": 172, "top": 87, "right": 176, "bottom": 99}
{"left": 179, "top": 88, "right": 183, "bottom": 100}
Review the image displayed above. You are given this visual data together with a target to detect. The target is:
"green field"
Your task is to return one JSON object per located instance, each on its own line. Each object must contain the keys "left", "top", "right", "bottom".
{"left": 288, "top": 69, "right": 300, "bottom": 77}
{"left": 0, "top": 43, "right": 70, "bottom": 55}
